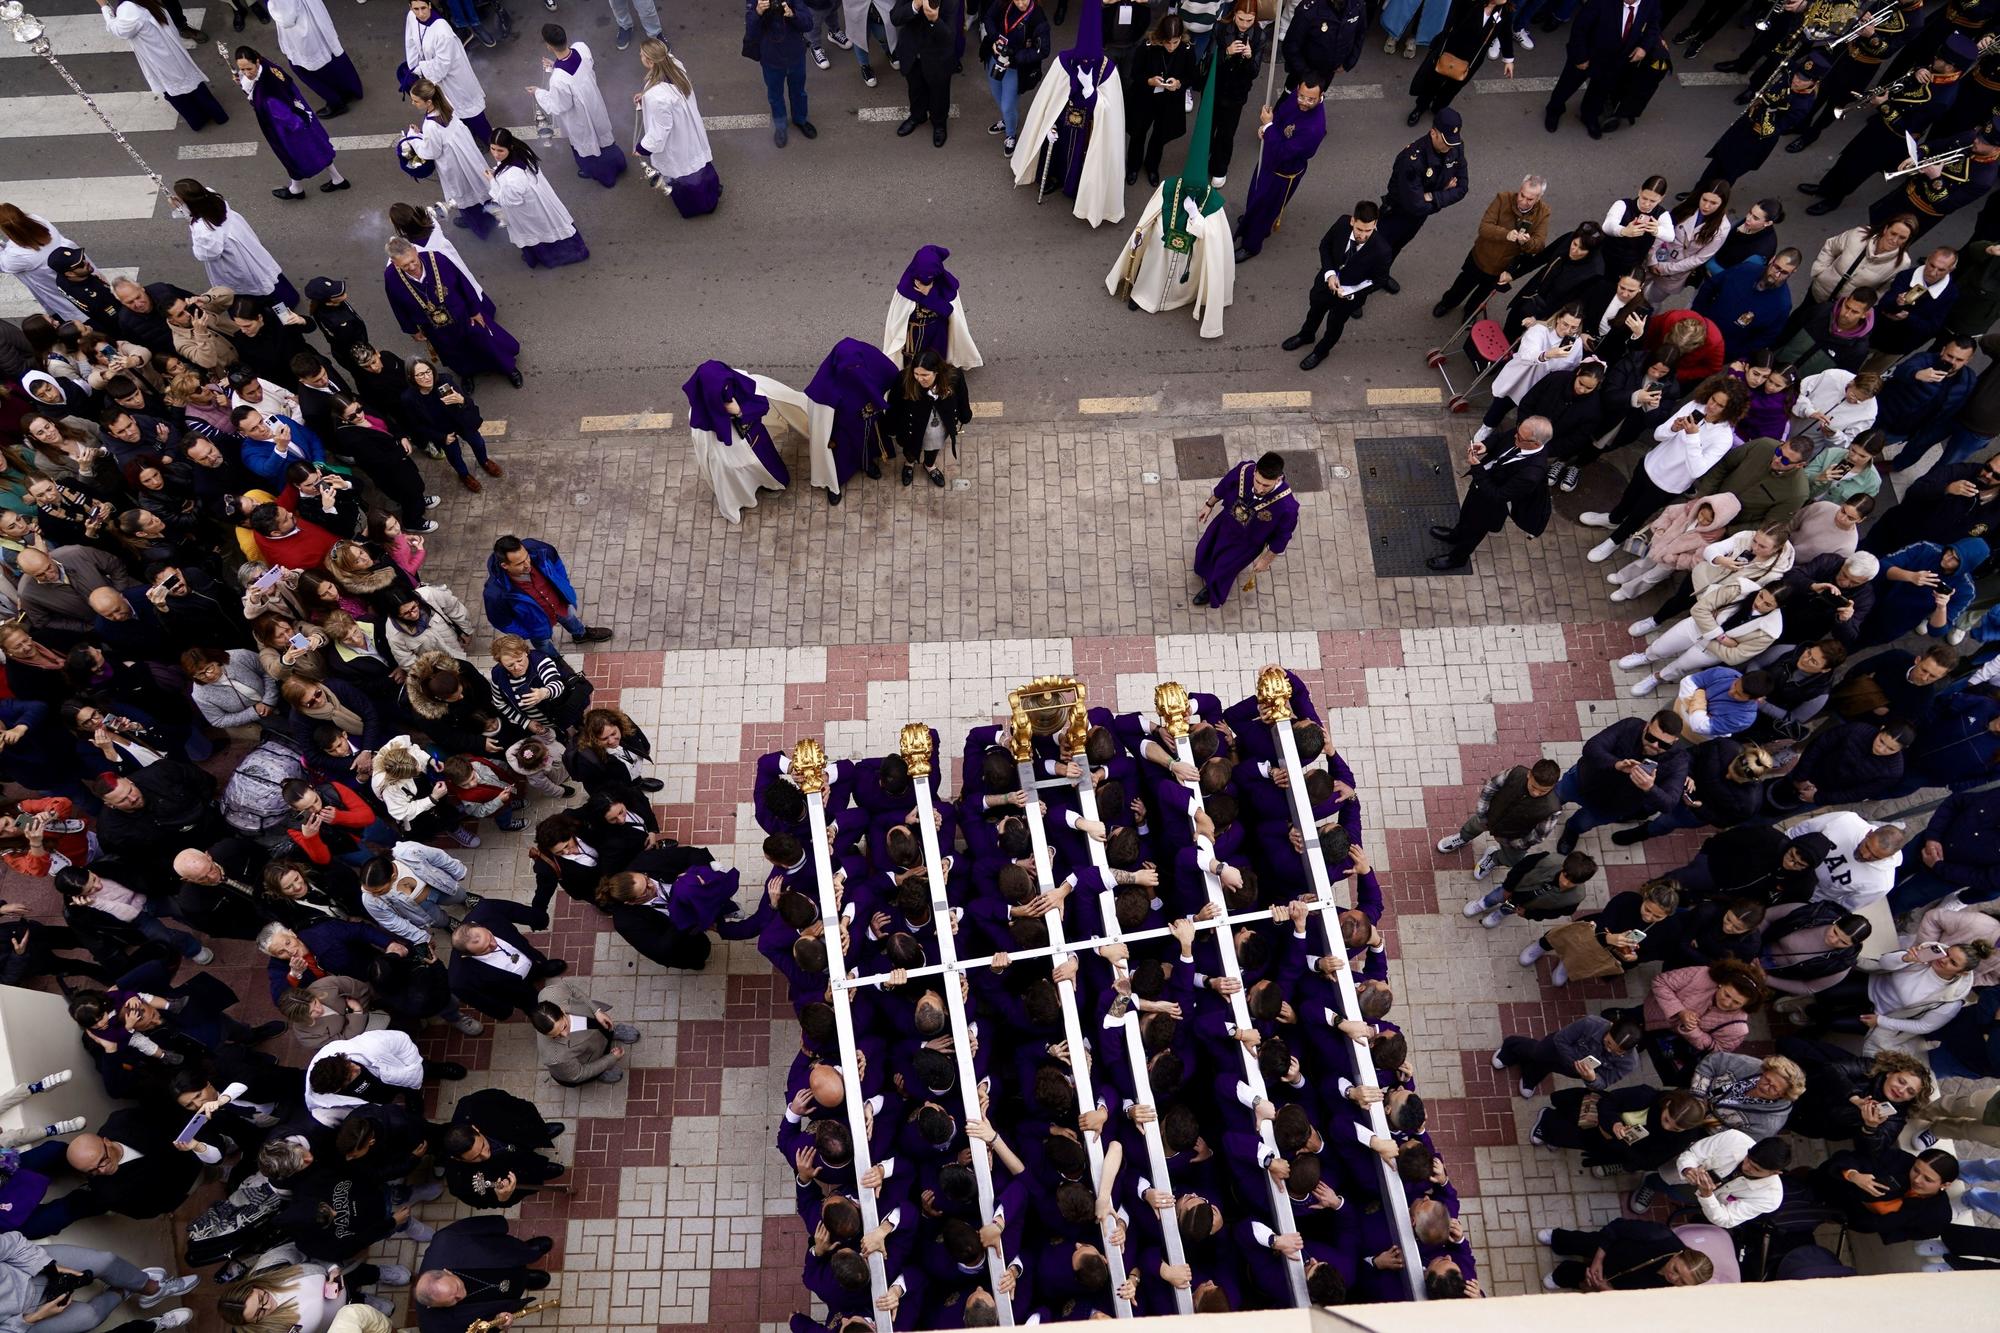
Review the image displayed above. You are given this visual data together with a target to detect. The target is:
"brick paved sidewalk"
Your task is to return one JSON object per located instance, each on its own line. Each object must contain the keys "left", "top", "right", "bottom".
{"left": 417, "top": 407, "right": 1628, "bottom": 650}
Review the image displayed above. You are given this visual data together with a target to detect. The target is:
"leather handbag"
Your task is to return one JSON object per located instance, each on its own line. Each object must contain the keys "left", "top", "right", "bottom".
{"left": 1433, "top": 49, "right": 1471, "bottom": 80}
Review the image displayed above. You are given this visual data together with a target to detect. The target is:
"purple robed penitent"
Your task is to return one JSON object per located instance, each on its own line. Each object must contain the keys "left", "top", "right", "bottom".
{"left": 662, "top": 864, "right": 741, "bottom": 933}
{"left": 1236, "top": 92, "right": 1327, "bottom": 258}
{"left": 1051, "top": 0, "right": 1114, "bottom": 199}
{"left": 683, "top": 360, "right": 790, "bottom": 487}
{"left": 1192, "top": 459, "right": 1300, "bottom": 607}
{"left": 383, "top": 250, "right": 520, "bottom": 382}
{"left": 249, "top": 65, "right": 336, "bottom": 181}
{"left": 895, "top": 244, "right": 960, "bottom": 363}
{"left": 804, "top": 337, "right": 900, "bottom": 486}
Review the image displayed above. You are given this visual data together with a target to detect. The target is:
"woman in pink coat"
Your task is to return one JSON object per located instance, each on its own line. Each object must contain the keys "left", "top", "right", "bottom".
{"left": 1607, "top": 492, "right": 1742, "bottom": 602}
{"left": 1638, "top": 958, "right": 1767, "bottom": 1083}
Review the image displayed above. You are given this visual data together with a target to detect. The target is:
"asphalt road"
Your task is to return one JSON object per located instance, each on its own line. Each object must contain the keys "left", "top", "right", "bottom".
{"left": 0, "top": 0, "right": 1966, "bottom": 435}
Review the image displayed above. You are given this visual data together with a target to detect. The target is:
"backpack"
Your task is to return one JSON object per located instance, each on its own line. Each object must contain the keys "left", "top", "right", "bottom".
{"left": 220, "top": 729, "right": 311, "bottom": 841}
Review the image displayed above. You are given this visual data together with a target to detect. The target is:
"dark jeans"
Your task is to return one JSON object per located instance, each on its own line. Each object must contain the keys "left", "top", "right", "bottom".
{"left": 1295, "top": 282, "right": 1362, "bottom": 356}
{"left": 763, "top": 56, "right": 809, "bottom": 122}
{"left": 1438, "top": 253, "right": 1505, "bottom": 318}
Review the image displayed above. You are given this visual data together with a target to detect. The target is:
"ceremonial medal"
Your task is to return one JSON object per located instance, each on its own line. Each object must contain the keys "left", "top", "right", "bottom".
{"left": 1065, "top": 107, "right": 1085, "bottom": 125}
{"left": 1231, "top": 503, "right": 1251, "bottom": 523}
{"left": 1283, "top": 124, "right": 1295, "bottom": 138}
{"left": 1320, "top": 20, "right": 1328, "bottom": 29}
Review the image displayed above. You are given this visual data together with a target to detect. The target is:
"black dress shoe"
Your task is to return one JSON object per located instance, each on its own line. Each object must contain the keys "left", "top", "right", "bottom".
{"left": 1805, "top": 199, "right": 1838, "bottom": 215}
{"left": 1192, "top": 589, "right": 1211, "bottom": 606}
{"left": 827, "top": 488, "right": 842, "bottom": 505}
{"left": 1281, "top": 334, "right": 1309, "bottom": 351}
{"left": 1379, "top": 275, "right": 1401, "bottom": 295}
{"left": 272, "top": 187, "right": 305, "bottom": 201}
{"left": 1426, "top": 553, "right": 1470, "bottom": 570}
{"left": 1784, "top": 135, "right": 1816, "bottom": 153}
{"left": 1233, "top": 246, "right": 1249, "bottom": 263}
{"left": 434, "top": 1061, "right": 469, "bottom": 1080}
{"left": 637, "top": 777, "right": 665, "bottom": 792}
{"left": 524, "top": 1271, "right": 553, "bottom": 1290}
{"left": 527, "top": 1236, "right": 556, "bottom": 1259}
{"left": 865, "top": 460, "right": 881, "bottom": 479}
{"left": 1126, "top": 168, "right": 1139, "bottom": 185}
{"left": 896, "top": 115, "right": 924, "bottom": 136}
{"left": 231, "top": 8, "right": 246, "bottom": 29}
{"left": 1544, "top": 107, "right": 1561, "bottom": 132}
{"left": 1609, "top": 825, "right": 1652, "bottom": 845}
{"left": 1407, "top": 106, "right": 1424, "bottom": 126}
{"left": 1796, "top": 181, "right": 1823, "bottom": 195}
{"left": 932, "top": 126, "right": 947, "bottom": 147}
{"left": 1600, "top": 117, "right": 1624, "bottom": 133}
{"left": 544, "top": 1121, "right": 567, "bottom": 1138}
{"left": 506, "top": 370, "right": 524, "bottom": 387}
{"left": 901, "top": 464, "right": 915, "bottom": 485}
{"left": 1431, "top": 298, "right": 1456, "bottom": 318}
{"left": 1428, "top": 524, "right": 1457, "bottom": 542}
{"left": 1299, "top": 350, "right": 1325, "bottom": 370}
{"left": 1147, "top": 168, "right": 1161, "bottom": 186}
{"left": 318, "top": 177, "right": 351, "bottom": 193}
{"left": 319, "top": 103, "right": 348, "bottom": 119}
{"left": 794, "top": 119, "right": 818, "bottom": 138}
{"left": 1584, "top": 120, "right": 1604, "bottom": 139}
{"left": 1681, "top": 39, "right": 1703, "bottom": 58}
{"left": 1714, "top": 57, "right": 1749, "bottom": 72}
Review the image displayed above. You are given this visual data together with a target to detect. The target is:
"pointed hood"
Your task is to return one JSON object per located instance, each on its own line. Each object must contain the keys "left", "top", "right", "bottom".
{"left": 1161, "top": 51, "right": 1224, "bottom": 256}
{"left": 804, "top": 338, "right": 900, "bottom": 415}
{"left": 682, "top": 360, "right": 769, "bottom": 436}
{"left": 1061, "top": 0, "right": 1105, "bottom": 70}
{"left": 896, "top": 245, "right": 959, "bottom": 316}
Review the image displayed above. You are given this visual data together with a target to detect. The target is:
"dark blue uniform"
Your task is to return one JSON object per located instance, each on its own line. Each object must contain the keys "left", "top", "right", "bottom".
{"left": 1377, "top": 130, "right": 1468, "bottom": 265}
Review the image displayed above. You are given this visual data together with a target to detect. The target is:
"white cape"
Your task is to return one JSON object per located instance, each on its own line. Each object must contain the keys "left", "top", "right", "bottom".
{"left": 882, "top": 296, "right": 984, "bottom": 369}
{"left": 692, "top": 373, "right": 811, "bottom": 524}
{"left": 1009, "top": 59, "right": 1126, "bottom": 228}
{"left": 1104, "top": 184, "right": 1234, "bottom": 340}
{"left": 489, "top": 165, "right": 578, "bottom": 249}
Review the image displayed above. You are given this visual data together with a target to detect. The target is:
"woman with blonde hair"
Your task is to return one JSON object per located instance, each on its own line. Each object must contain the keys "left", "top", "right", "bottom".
{"left": 0, "top": 206, "right": 85, "bottom": 322}
{"left": 219, "top": 1255, "right": 399, "bottom": 1333}
{"left": 635, "top": 37, "right": 721, "bottom": 218}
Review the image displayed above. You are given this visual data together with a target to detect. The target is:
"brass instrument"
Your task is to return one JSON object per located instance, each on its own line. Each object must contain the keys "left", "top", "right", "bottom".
{"left": 466, "top": 1298, "right": 561, "bottom": 1333}
{"left": 1882, "top": 146, "right": 1969, "bottom": 179}
{"left": 1827, "top": 0, "right": 1903, "bottom": 47}
{"left": 1833, "top": 66, "right": 1916, "bottom": 117}
{"left": 1753, "top": 0, "right": 1790, "bottom": 31}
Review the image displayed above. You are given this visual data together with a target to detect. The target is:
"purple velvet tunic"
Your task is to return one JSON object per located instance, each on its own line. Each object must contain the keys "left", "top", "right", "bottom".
{"left": 382, "top": 250, "right": 520, "bottom": 381}
{"left": 1236, "top": 94, "right": 1327, "bottom": 258}
{"left": 684, "top": 360, "right": 792, "bottom": 487}
{"left": 248, "top": 65, "right": 337, "bottom": 182}
{"left": 1192, "top": 460, "right": 1300, "bottom": 606}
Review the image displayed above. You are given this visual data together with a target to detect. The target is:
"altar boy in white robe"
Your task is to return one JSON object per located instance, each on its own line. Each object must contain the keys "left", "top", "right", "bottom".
{"left": 1105, "top": 56, "right": 1232, "bottom": 339}
{"left": 403, "top": 0, "right": 493, "bottom": 143}
{"left": 532, "top": 25, "right": 627, "bottom": 189}
{"left": 486, "top": 130, "right": 590, "bottom": 269}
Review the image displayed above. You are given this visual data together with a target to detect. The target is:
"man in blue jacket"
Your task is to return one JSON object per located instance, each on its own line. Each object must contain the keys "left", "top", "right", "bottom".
{"left": 481, "top": 534, "right": 613, "bottom": 654}
{"left": 1888, "top": 784, "right": 2000, "bottom": 915}
{"left": 1693, "top": 249, "right": 1802, "bottom": 359}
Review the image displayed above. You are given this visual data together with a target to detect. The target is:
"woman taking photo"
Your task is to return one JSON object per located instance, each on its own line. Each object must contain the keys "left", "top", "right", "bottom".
{"left": 1472, "top": 302, "right": 1586, "bottom": 443}
{"left": 1585, "top": 373, "right": 1750, "bottom": 559}
{"left": 1643, "top": 179, "right": 1731, "bottom": 305}
{"left": 635, "top": 38, "right": 722, "bottom": 218}
{"left": 981, "top": 0, "right": 1049, "bottom": 154}
{"left": 888, "top": 348, "right": 972, "bottom": 489}
{"left": 1206, "top": 1, "right": 1264, "bottom": 186}
{"left": 402, "top": 357, "right": 500, "bottom": 492}
{"left": 1407, "top": 0, "right": 1514, "bottom": 125}
{"left": 1125, "top": 14, "right": 1196, "bottom": 189}
{"left": 486, "top": 129, "right": 589, "bottom": 269}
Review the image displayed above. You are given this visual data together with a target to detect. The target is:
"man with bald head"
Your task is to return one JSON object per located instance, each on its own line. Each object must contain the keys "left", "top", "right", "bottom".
{"left": 172, "top": 843, "right": 272, "bottom": 941}
{"left": 85, "top": 584, "right": 172, "bottom": 664}
{"left": 111, "top": 277, "right": 190, "bottom": 356}
{"left": 14, "top": 544, "right": 129, "bottom": 641}
{"left": 413, "top": 1215, "right": 553, "bottom": 1333}
{"left": 446, "top": 900, "right": 562, "bottom": 1021}
{"left": 17, "top": 1105, "right": 202, "bottom": 1237}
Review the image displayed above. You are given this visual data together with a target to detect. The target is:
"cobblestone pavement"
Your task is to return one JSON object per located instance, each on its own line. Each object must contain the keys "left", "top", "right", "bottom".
{"left": 367, "top": 617, "right": 1727, "bottom": 1326}
{"left": 416, "top": 407, "right": 1629, "bottom": 650}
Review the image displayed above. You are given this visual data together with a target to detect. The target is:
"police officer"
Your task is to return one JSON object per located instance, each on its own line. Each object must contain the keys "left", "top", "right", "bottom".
{"left": 1865, "top": 117, "right": 2000, "bottom": 233}
{"left": 1704, "top": 49, "right": 1829, "bottom": 184}
{"left": 1801, "top": 34, "right": 1976, "bottom": 213}
{"left": 1374, "top": 107, "right": 1469, "bottom": 295}
{"left": 1279, "top": 0, "right": 1365, "bottom": 89}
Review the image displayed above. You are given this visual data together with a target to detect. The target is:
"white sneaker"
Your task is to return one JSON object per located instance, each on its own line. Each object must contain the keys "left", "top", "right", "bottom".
{"left": 1949, "top": 627, "right": 1970, "bottom": 645}
{"left": 1627, "top": 616, "right": 1657, "bottom": 636}
{"left": 1492, "top": 1048, "right": 1507, "bottom": 1070}
{"left": 1551, "top": 962, "right": 1569, "bottom": 985}
{"left": 1922, "top": 1262, "right": 1954, "bottom": 1273}
{"left": 154, "top": 1313, "right": 194, "bottom": 1330}
{"left": 1519, "top": 941, "right": 1547, "bottom": 966}
{"left": 1914, "top": 1240, "right": 1949, "bottom": 1258}
{"left": 1464, "top": 896, "right": 1491, "bottom": 918}
{"left": 1536, "top": 1228, "right": 1556, "bottom": 1246}
{"left": 1609, "top": 585, "right": 1637, "bottom": 602}
{"left": 45, "top": 1117, "right": 85, "bottom": 1136}
{"left": 1436, "top": 833, "right": 1467, "bottom": 853}
{"left": 399, "top": 1219, "right": 436, "bottom": 1242}
{"left": 138, "top": 1273, "right": 199, "bottom": 1309}
{"left": 408, "top": 1179, "right": 445, "bottom": 1204}
{"left": 1514, "top": 27, "right": 1534, "bottom": 47}
{"left": 1629, "top": 674, "right": 1659, "bottom": 697}
{"left": 1473, "top": 851, "right": 1501, "bottom": 880}
{"left": 190, "top": 946, "right": 214, "bottom": 964}
{"left": 1481, "top": 909, "right": 1510, "bottom": 928}
{"left": 451, "top": 1012, "right": 485, "bottom": 1036}
{"left": 377, "top": 1264, "right": 412, "bottom": 1286}
{"left": 1542, "top": 1273, "right": 1562, "bottom": 1290}
{"left": 1586, "top": 539, "right": 1616, "bottom": 563}
{"left": 26, "top": 1070, "right": 71, "bottom": 1094}
{"left": 1578, "top": 510, "right": 1613, "bottom": 529}
{"left": 1607, "top": 565, "right": 1632, "bottom": 584}
{"left": 1616, "top": 651, "right": 1650, "bottom": 670}
{"left": 365, "top": 1295, "right": 398, "bottom": 1314}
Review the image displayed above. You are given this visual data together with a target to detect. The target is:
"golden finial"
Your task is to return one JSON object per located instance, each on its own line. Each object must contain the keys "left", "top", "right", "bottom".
{"left": 1255, "top": 666, "right": 1294, "bottom": 724}
{"left": 466, "top": 1299, "right": 561, "bottom": 1333}
{"left": 790, "top": 738, "right": 828, "bottom": 795}
{"left": 1153, "top": 682, "right": 1192, "bottom": 741}
{"left": 898, "top": 723, "right": 934, "bottom": 778}
{"left": 1006, "top": 697, "right": 1035, "bottom": 761}
{"left": 1058, "top": 681, "right": 1091, "bottom": 759}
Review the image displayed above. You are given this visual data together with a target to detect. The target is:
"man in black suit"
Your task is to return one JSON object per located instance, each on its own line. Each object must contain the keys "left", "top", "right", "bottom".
{"left": 442, "top": 1088, "right": 568, "bottom": 1209}
{"left": 1427, "top": 416, "right": 1556, "bottom": 570}
{"left": 414, "top": 1215, "right": 555, "bottom": 1333}
{"left": 447, "top": 899, "right": 565, "bottom": 1021}
{"left": 1283, "top": 201, "right": 1393, "bottom": 370}
{"left": 18, "top": 1106, "right": 202, "bottom": 1237}
{"left": 1545, "top": 0, "right": 1660, "bottom": 138}
{"left": 890, "top": 0, "right": 960, "bottom": 147}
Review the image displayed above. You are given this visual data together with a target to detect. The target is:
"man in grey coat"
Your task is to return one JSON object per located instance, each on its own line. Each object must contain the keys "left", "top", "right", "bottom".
{"left": 530, "top": 978, "right": 641, "bottom": 1086}
{"left": 15, "top": 545, "right": 128, "bottom": 640}
{"left": 1492, "top": 1012, "right": 1644, "bottom": 1100}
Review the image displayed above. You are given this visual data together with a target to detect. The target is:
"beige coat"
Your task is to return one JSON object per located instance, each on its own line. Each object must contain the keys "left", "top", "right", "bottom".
{"left": 1808, "top": 226, "right": 1912, "bottom": 305}
{"left": 535, "top": 977, "right": 626, "bottom": 1086}
{"left": 169, "top": 285, "right": 240, "bottom": 371}
{"left": 1686, "top": 576, "right": 1782, "bottom": 665}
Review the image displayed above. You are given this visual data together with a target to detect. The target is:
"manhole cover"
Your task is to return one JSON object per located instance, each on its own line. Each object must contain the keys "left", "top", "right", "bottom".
{"left": 1171, "top": 434, "right": 1229, "bottom": 479}
{"left": 1353, "top": 436, "right": 1467, "bottom": 578}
